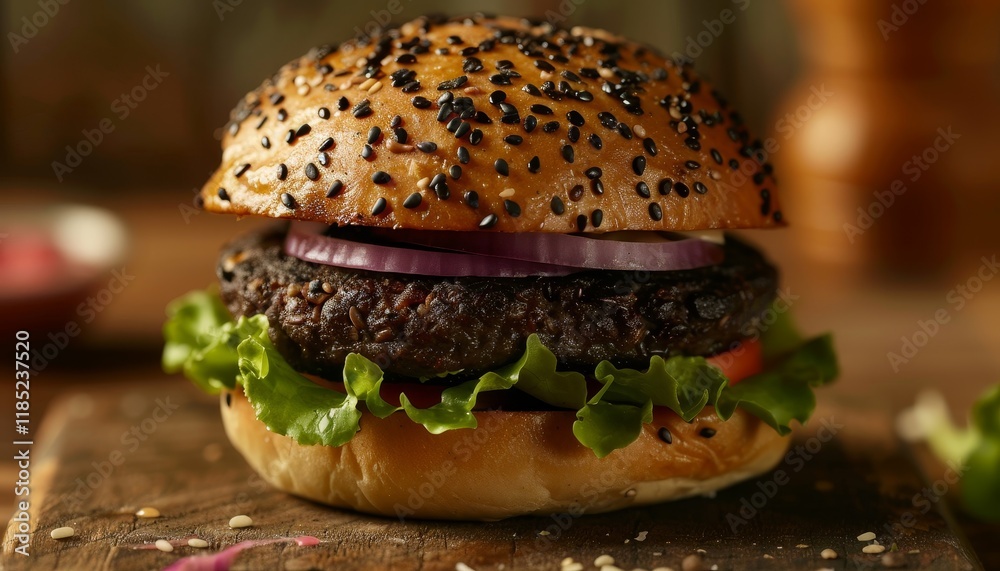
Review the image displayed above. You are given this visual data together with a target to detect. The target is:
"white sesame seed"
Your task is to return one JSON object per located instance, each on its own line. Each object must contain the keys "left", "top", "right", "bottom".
{"left": 294, "top": 75, "right": 307, "bottom": 86}
{"left": 50, "top": 527, "right": 75, "bottom": 540}
{"left": 560, "top": 557, "right": 574, "bottom": 566}
{"left": 380, "top": 55, "right": 395, "bottom": 66}
{"left": 857, "top": 532, "right": 876, "bottom": 542}
{"left": 499, "top": 188, "right": 516, "bottom": 198}
{"left": 367, "top": 81, "right": 384, "bottom": 95}
{"left": 820, "top": 548, "right": 838, "bottom": 559}
{"left": 633, "top": 125, "right": 647, "bottom": 138}
{"left": 455, "top": 563, "right": 476, "bottom": 571}
{"left": 155, "top": 539, "right": 174, "bottom": 553}
{"left": 599, "top": 566, "right": 623, "bottom": 571}
{"left": 417, "top": 177, "right": 431, "bottom": 190}
{"left": 762, "top": 554, "right": 773, "bottom": 559}
{"left": 297, "top": 85, "right": 311, "bottom": 96}
{"left": 562, "top": 563, "right": 584, "bottom": 571}
{"left": 624, "top": 489, "right": 637, "bottom": 498}
{"left": 135, "top": 507, "right": 160, "bottom": 518}
{"left": 635, "top": 531, "right": 648, "bottom": 542}
{"left": 359, "top": 78, "right": 377, "bottom": 91}
{"left": 188, "top": 538, "right": 209, "bottom": 548}
{"left": 594, "top": 555, "right": 615, "bottom": 567}
{"left": 538, "top": 530, "right": 550, "bottom": 536}
{"left": 540, "top": 71, "right": 554, "bottom": 80}
{"left": 387, "top": 141, "right": 415, "bottom": 153}
{"left": 795, "top": 544, "right": 808, "bottom": 549}
{"left": 862, "top": 544, "right": 886, "bottom": 554}
{"left": 228, "top": 515, "right": 253, "bottom": 528}
{"left": 599, "top": 68, "right": 616, "bottom": 80}
{"left": 682, "top": 553, "right": 705, "bottom": 571}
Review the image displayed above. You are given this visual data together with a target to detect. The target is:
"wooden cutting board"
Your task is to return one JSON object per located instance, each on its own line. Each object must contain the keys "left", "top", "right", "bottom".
{"left": 0, "top": 380, "right": 985, "bottom": 571}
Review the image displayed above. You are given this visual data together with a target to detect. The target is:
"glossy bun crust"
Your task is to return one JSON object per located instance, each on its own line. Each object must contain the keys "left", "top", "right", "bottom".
{"left": 222, "top": 388, "right": 788, "bottom": 520}
{"left": 201, "top": 15, "right": 783, "bottom": 233}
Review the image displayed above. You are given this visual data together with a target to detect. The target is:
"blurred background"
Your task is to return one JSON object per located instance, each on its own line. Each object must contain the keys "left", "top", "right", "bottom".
{"left": 1, "top": 0, "right": 999, "bottom": 559}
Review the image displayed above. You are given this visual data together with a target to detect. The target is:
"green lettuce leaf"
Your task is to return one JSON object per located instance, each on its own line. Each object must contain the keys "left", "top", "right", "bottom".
{"left": 163, "top": 289, "right": 839, "bottom": 457}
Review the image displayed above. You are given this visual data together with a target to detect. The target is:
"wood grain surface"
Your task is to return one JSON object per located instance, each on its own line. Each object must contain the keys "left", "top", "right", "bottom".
{"left": 0, "top": 380, "right": 986, "bottom": 571}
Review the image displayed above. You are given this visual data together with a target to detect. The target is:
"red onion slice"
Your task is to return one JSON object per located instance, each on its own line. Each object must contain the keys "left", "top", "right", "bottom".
{"left": 285, "top": 223, "right": 578, "bottom": 278}
{"left": 372, "top": 228, "right": 725, "bottom": 271}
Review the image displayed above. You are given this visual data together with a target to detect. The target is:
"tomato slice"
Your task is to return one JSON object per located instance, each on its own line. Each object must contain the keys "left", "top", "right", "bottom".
{"left": 707, "top": 338, "right": 763, "bottom": 384}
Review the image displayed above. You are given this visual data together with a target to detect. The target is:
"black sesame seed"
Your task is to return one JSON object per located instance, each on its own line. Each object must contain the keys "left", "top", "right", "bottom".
{"left": 461, "top": 46, "right": 479, "bottom": 56}
{"left": 504, "top": 134, "right": 524, "bottom": 146}
{"left": 527, "top": 156, "right": 541, "bottom": 173}
{"left": 523, "top": 83, "right": 542, "bottom": 97}
{"left": 504, "top": 199, "right": 522, "bottom": 217}
{"left": 636, "top": 182, "right": 651, "bottom": 198}
{"left": 318, "top": 107, "right": 331, "bottom": 119}
{"left": 255, "top": 116, "right": 266, "bottom": 130}
{"left": 412, "top": 96, "right": 432, "bottom": 109}
{"left": 569, "top": 185, "right": 584, "bottom": 202}
{"left": 401, "top": 81, "right": 421, "bottom": 93}
{"left": 576, "top": 214, "right": 587, "bottom": 232}
{"left": 617, "top": 123, "right": 633, "bottom": 140}
{"left": 317, "top": 152, "right": 329, "bottom": 167}
{"left": 365, "top": 127, "right": 381, "bottom": 145}
{"left": 684, "top": 137, "right": 701, "bottom": 151}
{"left": 524, "top": 115, "right": 538, "bottom": 132}
{"left": 390, "top": 115, "right": 402, "bottom": 129}
{"left": 585, "top": 167, "right": 603, "bottom": 180}
{"left": 438, "top": 75, "right": 468, "bottom": 90}
{"left": 436, "top": 48, "right": 449, "bottom": 55}
{"left": 694, "top": 181, "right": 709, "bottom": 195}
{"left": 277, "top": 109, "right": 288, "bottom": 122}
{"left": 591, "top": 209, "right": 604, "bottom": 228}
{"left": 280, "top": 193, "right": 296, "bottom": 209}
{"left": 296, "top": 124, "right": 311, "bottom": 138}
{"left": 567, "top": 110, "right": 585, "bottom": 127}
{"left": 394, "top": 128, "right": 408, "bottom": 144}
{"left": 234, "top": 163, "right": 250, "bottom": 177}
{"left": 633, "top": 156, "right": 647, "bottom": 176}
{"left": 753, "top": 172, "right": 766, "bottom": 185}
{"left": 580, "top": 67, "right": 599, "bottom": 79}
{"left": 542, "top": 121, "right": 560, "bottom": 133}
{"left": 284, "top": 129, "right": 296, "bottom": 144}
{"left": 429, "top": 173, "right": 447, "bottom": 189}
{"left": 276, "top": 163, "right": 288, "bottom": 180}
{"left": 550, "top": 196, "right": 565, "bottom": 215}
{"left": 458, "top": 146, "right": 470, "bottom": 164}
{"left": 598, "top": 112, "right": 618, "bottom": 129}
{"left": 416, "top": 141, "right": 438, "bottom": 153}
{"left": 464, "top": 190, "right": 479, "bottom": 208}
{"left": 470, "top": 129, "right": 484, "bottom": 145}
{"left": 304, "top": 163, "right": 319, "bottom": 181}
{"left": 658, "top": 178, "right": 673, "bottom": 195}
{"left": 534, "top": 59, "right": 555, "bottom": 72}
{"left": 371, "top": 197, "right": 387, "bottom": 216}
{"left": 372, "top": 171, "right": 391, "bottom": 185}
{"left": 489, "top": 74, "right": 512, "bottom": 86}
{"left": 530, "top": 104, "right": 553, "bottom": 115}
{"left": 402, "top": 193, "right": 422, "bottom": 209}
{"left": 454, "top": 121, "right": 472, "bottom": 139}
{"left": 318, "top": 137, "right": 335, "bottom": 152}
{"left": 217, "top": 188, "right": 230, "bottom": 201}
{"left": 699, "top": 427, "right": 716, "bottom": 438}
{"left": 479, "top": 213, "right": 498, "bottom": 228}
{"left": 674, "top": 181, "right": 690, "bottom": 197}
{"left": 352, "top": 99, "right": 372, "bottom": 118}
{"left": 561, "top": 145, "right": 575, "bottom": 163}
{"left": 433, "top": 181, "right": 451, "bottom": 200}
{"left": 327, "top": 180, "right": 344, "bottom": 197}
{"left": 337, "top": 96, "right": 349, "bottom": 111}
{"left": 489, "top": 90, "right": 507, "bottom": 105}
{"left": 592, "top": 179, "right": 605, "bottom": 196}
{"left": 729, "top": 158, "right": 741, "bottom": 170}
{"left": 574, "top": 90, "right": 594, "bottom": 102}
{"left": 446, "top": 117, "right": 462, "bottom": 132}
{"left": 396, "top": 53, "right": 417, "bottom": 64}
{"left": 589, "top": 134, "right": 603, "bottom": 150}
{"left": 636, "top": 139, "right": 654, "bottom": 158}
{"left": 447, "top": 35, "right": 463, "bottom": 45}
{"left": 686, "top": 160, "right": 701, "bottom": 170}
{"left": 568, "top": 126, "right": 580, "bottom": 143}
{"left": 773, "top": 211, "right": 784, "bottom": 223}
{"left": 269, "top": 93, "right": 284, "bottom": 105}
{"left": 361, "top": 144, "right": 374, "bottom": 159}
{"left": 495, "top": 158, "right": 510, "bottom": 176}
{"left": 711, "top": 149, "right": 723, "bottom": 165}
{"left": 261, "top": 136, "right": 271, "bottom": 149}
{"left": 657, "top": 426, "right": 673, "bottom": 443}
{"left": 463, "top": 57, "right": 484, "bottom": 73}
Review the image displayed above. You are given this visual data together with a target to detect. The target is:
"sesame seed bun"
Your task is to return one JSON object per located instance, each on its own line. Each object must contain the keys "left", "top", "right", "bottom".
{"left": 221, "top": 388, "right": 788, "bottom": 520}
{"left": 200, "top": 14, "right": 783, "bottom": 233}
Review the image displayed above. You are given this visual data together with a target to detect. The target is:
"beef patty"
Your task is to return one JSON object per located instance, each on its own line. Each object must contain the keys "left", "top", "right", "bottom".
{"left": 218, "top": 226, "right": 778, "bottom": 380}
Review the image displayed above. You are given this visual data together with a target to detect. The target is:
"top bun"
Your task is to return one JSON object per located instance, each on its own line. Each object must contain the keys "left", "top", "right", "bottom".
{"left": 200, "top": 14, "right": 783, "bottom": 233}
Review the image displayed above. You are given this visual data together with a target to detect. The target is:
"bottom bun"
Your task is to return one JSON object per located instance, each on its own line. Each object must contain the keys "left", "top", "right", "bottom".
{"left": 221, "top": 388, "right": 788, "bottom": 521}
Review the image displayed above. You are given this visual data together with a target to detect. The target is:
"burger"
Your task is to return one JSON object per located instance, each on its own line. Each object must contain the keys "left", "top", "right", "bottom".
{"left": 163, "top": 14, "right": 837, "bottom": 521}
